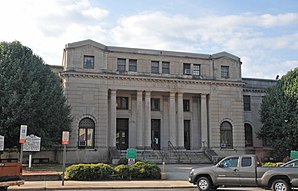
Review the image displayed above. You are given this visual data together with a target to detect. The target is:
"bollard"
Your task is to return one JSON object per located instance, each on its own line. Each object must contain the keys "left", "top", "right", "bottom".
{"left": 161, "top": 161, "right": 167, "bottom": 180}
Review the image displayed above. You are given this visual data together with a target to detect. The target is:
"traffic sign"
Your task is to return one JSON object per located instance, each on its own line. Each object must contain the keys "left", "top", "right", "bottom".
{"left": 19, "top": 125, "right": 27, "bottom": 143}
{"left": 62, "top": 131, "right": 69, "bottom": 145}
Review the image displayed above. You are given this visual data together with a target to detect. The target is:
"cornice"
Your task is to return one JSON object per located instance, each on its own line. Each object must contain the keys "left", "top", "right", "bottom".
{"left": 243, "top": 88, "right": 268, "bottom": 93}
{"left": 60, "top": 71, "right": 245, "bottom": 88}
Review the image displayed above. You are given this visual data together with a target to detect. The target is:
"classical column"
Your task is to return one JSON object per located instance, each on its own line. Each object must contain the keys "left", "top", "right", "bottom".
{"left": 136, "top": 90, "right": 144, "bottom": 149}
{"left": 109, "top": 89, "right": 117, "bottom": 148}
{"left": 169, "top": 92, "right": 176, "bottom": 146}
{"left": 200, "top": 94, "right": 208, "bottom": 149}
{"left": 144, "top": 91, "right": 151, "bottom": 149}
{"left": 177, "top": 92, "right": 184, "bottom": 149}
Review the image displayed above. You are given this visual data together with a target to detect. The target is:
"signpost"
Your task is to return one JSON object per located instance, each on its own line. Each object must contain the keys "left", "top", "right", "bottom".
{"left": 0, "top": 135, "right": 4, "bottom": 151}
{"left": 23, "top": 135, "right": 41, "bottom": 168}
{"left": 62, "top": 131, "right": 69, "bottom": 186}
{"left": 19, "top": 125, "right": 27, "bottom": 164}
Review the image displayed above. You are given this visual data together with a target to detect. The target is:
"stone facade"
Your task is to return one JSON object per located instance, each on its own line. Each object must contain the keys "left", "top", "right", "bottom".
{"left": 53, "top": 39, "right": 275, "bottom": 163}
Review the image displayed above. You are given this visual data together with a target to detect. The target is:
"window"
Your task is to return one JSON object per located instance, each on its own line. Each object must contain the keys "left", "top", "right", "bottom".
{"left": 162, "top": 62, "right": 170, "bottom": 74}
{"left": 221, "top": 66, "right": 229, "bottom": 78}
{"left": 193, "top": 64, "right": 200, "bottom": 76}
{"left": 243, "top": 95, "right": 251, "bottom": 111}
{"left": 116, "top": 97, "right": 128, "bottom": 109}
{"left": 83, "top": 56, "right": 94, "bottom": 69}
{"left": 129, "top": 59, "right": 137, "bottom": 72}
{"left": 117, "top": 58, "right": 126, "bottom": 72}
{"left": 151, "top": 98, "right": 160, "bottom": 111}
{"left": 151, "top": 61, "right": 159, "bottom": 74}
{"left": 241, "top": 157, "right": 252, "bottom": 167}
{"left": 245, "top": 123, "right": 253, "bottom": 147}
{"left": 220, "top": 157, "right": 239, "bottom": 168}
{"left": 183, "top": 63, "right": 191, "bottom": 75}
{"left": 78, "top": 118, "right": 95, "bottom": 147}
{"left": 220, "top": 121, "right": 233, "bottom": 149}
{"left": 183, "top": 100, "right": 190, "bottom": 112}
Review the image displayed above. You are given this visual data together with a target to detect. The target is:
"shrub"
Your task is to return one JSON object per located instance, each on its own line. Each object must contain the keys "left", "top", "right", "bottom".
{"left": 130, "top": 161, "right": 161, "bottom": 179}
{"left": 114, "top": 164, "right": 131, "bottom": 179}
{"left": 65, "top": 161, "right": 160, "bottom": 180}
{"left": 65, "top": 163, "right": 114, "bottom": 180}
{"left": 118, "top": 157, "right": 128, "bottom": 165}
{"left": 263, "top": 162, "right": 279, "bottom": 167}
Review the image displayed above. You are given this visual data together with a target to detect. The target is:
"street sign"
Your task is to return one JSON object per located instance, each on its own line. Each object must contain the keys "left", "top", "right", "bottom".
{"left": 126, "top": 148, "right": 137, "bottom": 159}
{"left": 19, "top": 125, "right": 27, "bottom": 143}
{"left": 291, "top": 150, "right": 298, "bottom": 159}
{"left": 23, "top": 134, "right": 41, "bottom": 152}
{"left": 0, "top": 135, "right": 4, "bottom": 151}
{"left": 62, "top": 131, "right": 69, "bottom": 145}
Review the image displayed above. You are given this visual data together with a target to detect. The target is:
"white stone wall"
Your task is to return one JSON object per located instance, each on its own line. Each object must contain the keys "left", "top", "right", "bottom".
{"left": 58, "top": 39, "right": 250, "bottom": 163}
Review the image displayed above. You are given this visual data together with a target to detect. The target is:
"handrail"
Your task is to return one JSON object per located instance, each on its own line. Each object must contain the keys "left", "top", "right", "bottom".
{"left": 168, "top": 141, "right": 191, "bottom": 163}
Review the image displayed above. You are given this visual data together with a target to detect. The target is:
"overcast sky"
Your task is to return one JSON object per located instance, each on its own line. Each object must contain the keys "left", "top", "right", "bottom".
{"left": 1, "top": 0, "right": 297, "bottom": 79}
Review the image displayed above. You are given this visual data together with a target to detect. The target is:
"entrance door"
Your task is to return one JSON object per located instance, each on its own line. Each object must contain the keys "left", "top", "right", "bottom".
{"left": 116, "top": 118, "right": 129, "bottom": 150}
{"left": 151, "top": 119, "right": 160, "bottom": 150}
{"left": 184, "top": 120, "right": 191, "bottom": 150}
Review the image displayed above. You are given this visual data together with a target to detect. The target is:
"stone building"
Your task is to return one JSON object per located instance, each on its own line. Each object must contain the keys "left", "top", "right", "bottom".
{"left": 55, "top": 39, "right": 276, "bottom": 163}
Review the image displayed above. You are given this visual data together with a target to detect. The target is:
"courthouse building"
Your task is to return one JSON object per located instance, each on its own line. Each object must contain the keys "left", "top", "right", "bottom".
{"left": 55, "top": 39, "right": 276, "bottom": 163}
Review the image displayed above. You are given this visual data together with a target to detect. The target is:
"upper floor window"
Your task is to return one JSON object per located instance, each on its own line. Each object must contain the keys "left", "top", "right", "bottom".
{"left": 117, "top": 58, "right": 126, "bottom": 72}
{"left": 243, "top": 95, "right": 251, "bottom": 111}
{"left": 193, "top": 64, "right": 201, "bottom": 76}
{"left": 151, "top": 98, "right": 160, "bottom": 111}
{"left": 83, "top": 55, "right": 94, "bottom": 69}
{"left": 221, "top": 66, "right": 229, "bottom": 78}
{"left": 151, "top": 61, "right": 159, "bottom": 74}
{"left": 183, "top": 63, "right": 191, "bottom": 75}
{"left": 162, "top": 62, "right": 170, "bottom": 74}
{"left": 78, "top": 117, "right": 95, "bottom": 147}
{"left": 129, "top": 59, "right": 137, "bottom": 72}
{"left": 245, "top": 123, "right": 253, "bottom": 147}
{"left": 220, "top": 121, "right": 233, "bottom": 149}
{"left": 116, "top": 97, "right": 128, "bottom": 109}
{"left": 183, "top": 100, "right": 190, "bottom": 112}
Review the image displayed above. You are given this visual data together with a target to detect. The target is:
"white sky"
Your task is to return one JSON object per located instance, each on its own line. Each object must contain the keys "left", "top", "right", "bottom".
{"left": 1, "top": 0, "right": 297, "bottom": 79}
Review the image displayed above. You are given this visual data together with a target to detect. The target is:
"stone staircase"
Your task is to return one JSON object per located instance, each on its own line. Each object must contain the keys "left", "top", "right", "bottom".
{"left": 117, "top": 149, "right": 212, "bottom": 164}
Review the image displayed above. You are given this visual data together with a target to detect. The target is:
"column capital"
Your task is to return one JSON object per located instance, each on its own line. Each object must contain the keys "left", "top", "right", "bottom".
{"left": 145, "top": 91, "right": 151, "bottom": 96}
{"left": 110, "top": 89, "right": 117, "bottom": 93}
{"left": 177, "top": 92, "right": 183, "bottom": 98}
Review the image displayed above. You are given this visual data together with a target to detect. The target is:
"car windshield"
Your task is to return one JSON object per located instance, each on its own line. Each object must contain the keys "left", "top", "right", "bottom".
{"left": 281, "top": 159, "right": 298, "bottom": 167}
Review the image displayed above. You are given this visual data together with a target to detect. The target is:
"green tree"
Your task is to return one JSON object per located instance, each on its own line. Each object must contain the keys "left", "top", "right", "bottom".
{"left": 0, "top": 41, "right": 72, "bottom": 149}
{"left": 258, "top": 67, "right": 298, "bottom": 160}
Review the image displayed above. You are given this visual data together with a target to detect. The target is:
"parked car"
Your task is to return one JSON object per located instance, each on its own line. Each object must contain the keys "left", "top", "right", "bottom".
{"left": 189, "top": 155, "right": 298, "bottom": 191}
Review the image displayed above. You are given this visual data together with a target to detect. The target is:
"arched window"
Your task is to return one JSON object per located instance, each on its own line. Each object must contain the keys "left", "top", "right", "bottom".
{"left": 220, "top": 121, "right": 233, "bottom": 149}
{"left": 245, "top": 123, "right": 253, "bottom": 147}
{"left": 78, "top": 118, "right": 95, "bottom": 148}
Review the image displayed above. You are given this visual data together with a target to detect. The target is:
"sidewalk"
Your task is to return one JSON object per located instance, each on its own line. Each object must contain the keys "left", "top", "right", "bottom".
{"left": 9, "top": 180, "right": 196, "bottom": 190}
{"left": 8, "top": 164, "right": 203, "bottom": 190}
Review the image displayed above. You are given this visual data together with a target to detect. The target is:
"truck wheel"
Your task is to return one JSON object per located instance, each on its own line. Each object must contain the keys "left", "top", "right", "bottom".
{"left": 272, "top": 179, "right": 290, "bottom": 191}
{"left": 196, "top": 177, "right": 212, "bottom": 191}
{"left": 0, "top": 187, "right": 8, "bottom": 191}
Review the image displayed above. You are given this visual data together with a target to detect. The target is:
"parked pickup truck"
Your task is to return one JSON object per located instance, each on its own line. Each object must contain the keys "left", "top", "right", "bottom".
{"left": 0, "top": 162, "right": 24, "bottom": 191}
{"left": 189, "top": 155, "right": 298, "bottom": 191}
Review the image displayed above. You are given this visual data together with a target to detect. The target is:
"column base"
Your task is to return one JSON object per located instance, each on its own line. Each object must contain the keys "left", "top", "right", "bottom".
{"left": 176, "top": 146, "right": 186, "bottom": 150}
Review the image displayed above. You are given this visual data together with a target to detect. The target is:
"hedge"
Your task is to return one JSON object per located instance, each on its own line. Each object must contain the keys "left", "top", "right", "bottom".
{"left": 65, "top": 161, "right": 161, "bottom": 180}
{"left": 65, "top": 163, "right": 114, "bottom": 180}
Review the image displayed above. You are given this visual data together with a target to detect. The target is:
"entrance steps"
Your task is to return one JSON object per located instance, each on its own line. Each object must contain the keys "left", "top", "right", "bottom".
{"left": 117, "top": 150, "right": 212, "bottom": 164}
